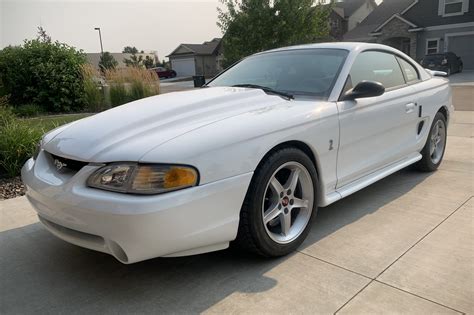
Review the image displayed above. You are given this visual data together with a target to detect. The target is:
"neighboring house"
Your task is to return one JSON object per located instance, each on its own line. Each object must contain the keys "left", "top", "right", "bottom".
{"left": 86, "top": 52, "right": 158, "bottom": 69}
{"left": 344, "top": 0, "right": 474, "bottom": 69}
{"left": 329, "top": 0, "right": 378, "bottom": 40}
{"left": 167, "top": 38, "right": 222, "bottom": 77}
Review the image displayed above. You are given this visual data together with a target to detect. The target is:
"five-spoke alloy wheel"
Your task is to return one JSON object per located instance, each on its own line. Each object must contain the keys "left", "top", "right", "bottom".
{"left": 262, "top": 162, "right": 314, "bottom": 244}
{"left": 235, "top": 147, "right": 318, "bottom": 257}
{"left": 416, "top": 112, "right": 447, "bottom": 172}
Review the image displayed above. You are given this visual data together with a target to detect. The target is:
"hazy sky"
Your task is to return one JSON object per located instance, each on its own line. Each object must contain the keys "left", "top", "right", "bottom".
{"left": 1, "top": 0, "right": 382, "bottom": 60}
{"left": 1, "top": 0, "right": 223, "bottom": 60}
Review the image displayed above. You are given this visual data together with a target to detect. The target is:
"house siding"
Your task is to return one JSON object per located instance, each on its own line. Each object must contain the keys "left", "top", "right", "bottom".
{"left": 416, "top": 25, "right": 474, "bottom": 58}
{"left": 194, "top": 55, "right": 220, "bottom": 77}
{"left": 403, "top": 0, "right": 474, "bottom": 26}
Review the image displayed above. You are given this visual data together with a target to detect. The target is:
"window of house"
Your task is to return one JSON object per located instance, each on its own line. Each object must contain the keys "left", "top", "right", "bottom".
{"left": 397, "top": 58, "right": 420, "bottom": 83}
{"left": 440, "top": 0, "right": 468, "bottom": 16}
{"left": 345, "top": 51, "right": 406, "bottom": 91}
{"left": 426, "top": 39, "right": 439, "bottom": 54}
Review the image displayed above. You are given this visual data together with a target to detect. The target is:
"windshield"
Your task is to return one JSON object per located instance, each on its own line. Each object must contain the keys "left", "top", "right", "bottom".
{"left": 207, "top": 49, "right": 348, "bottom": 99}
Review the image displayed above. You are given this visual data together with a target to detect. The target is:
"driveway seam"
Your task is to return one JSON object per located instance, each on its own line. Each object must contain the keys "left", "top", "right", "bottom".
{"left": 374, "top": 280, "right": 465, "bottom": 314}
{"left": 297, "top": 251, "right": 372, "bottom": 280}
{"left": 333, "top": 195, "right": 472, "bottom": 314}
{"left": 334, "top": 279, "right": 375, "bottom": 314}
{"left": 374, "top": 195, "right": 472, "bottom": 279}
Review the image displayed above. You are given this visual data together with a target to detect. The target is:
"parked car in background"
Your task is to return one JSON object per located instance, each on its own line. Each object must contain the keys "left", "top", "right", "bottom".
{"left": 22, "top": 43, "right": 453, "bottom": 264}
{"left": 421, "top": 52, "right": 463, "bottom": 76}
{"left": 152, "top": 67, "right": 176, "bottom": 79}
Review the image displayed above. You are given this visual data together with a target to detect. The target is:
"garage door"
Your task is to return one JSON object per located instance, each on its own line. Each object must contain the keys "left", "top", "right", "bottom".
{"left": 448, "top": 34, "right": 474, "bottom": 70}
{"left": 171, "top": 57, "right": 196, "bottom": 76}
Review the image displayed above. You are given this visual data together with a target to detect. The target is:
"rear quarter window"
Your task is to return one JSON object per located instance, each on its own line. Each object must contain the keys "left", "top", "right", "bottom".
{"left": 397, "top": 57, "right": 420, "bottom": 83}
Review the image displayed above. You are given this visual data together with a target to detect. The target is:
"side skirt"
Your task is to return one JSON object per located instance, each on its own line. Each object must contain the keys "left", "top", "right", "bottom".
{"left": 321, "top": 152, "right": 422, "bottom": 207}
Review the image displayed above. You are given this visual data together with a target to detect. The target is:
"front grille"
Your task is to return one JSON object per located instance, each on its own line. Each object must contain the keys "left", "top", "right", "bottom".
{"left": 50, "top": 154, "right": 89, "bottom": 172}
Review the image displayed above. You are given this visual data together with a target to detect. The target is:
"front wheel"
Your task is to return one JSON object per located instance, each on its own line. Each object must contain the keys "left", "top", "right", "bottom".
{"left": 234, "top": 147, "right": 318, "bottom": 257}
{"left": 416, "top": 112, "right": 447, "bottom": 172}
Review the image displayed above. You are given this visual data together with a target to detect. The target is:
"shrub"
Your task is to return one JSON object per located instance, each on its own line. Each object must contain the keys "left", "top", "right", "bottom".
{"left": 0, "top": 119, "right": 44, "bottom": 178}
{"left": 110, "top": 84, "right": 129, "bottom": 107}
{"left": 0, "top": 39, "right": 87, "bottom": 113}
{"left": 12, "top": 104, "right": 45, "bottom": 117}
{"left": 105, "top": 67, "right": 159, "bottom": 107}
{"left": 81, "top": 64, "right": 105, "bottom": 112}
{"left": 0, "top": 103, "right": 15, "bottom": 128}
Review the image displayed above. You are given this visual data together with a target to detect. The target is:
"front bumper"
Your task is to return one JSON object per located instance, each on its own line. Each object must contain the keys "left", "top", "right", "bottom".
{"left": 21, "top": 151, "right": 253, "bottom": 263}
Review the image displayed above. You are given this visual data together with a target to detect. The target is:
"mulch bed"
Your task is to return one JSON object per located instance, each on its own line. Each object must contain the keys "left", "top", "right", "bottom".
{"left": 0, "top": 177, "right": 26, "bottom": 200}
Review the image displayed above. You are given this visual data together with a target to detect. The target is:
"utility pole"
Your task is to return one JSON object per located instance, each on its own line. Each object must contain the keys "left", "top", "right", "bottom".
{"left": 94, "top": 27, "right": 104, "bottom": 55}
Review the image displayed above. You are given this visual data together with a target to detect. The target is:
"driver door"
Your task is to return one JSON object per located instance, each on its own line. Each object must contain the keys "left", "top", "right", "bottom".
{"left": 336, "top": 50, "right": 419, "bottom": 188}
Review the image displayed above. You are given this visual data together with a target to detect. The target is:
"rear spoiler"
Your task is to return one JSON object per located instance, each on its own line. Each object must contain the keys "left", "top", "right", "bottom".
{"left": 425, "top": 69, "right": 448, "bottom": 77}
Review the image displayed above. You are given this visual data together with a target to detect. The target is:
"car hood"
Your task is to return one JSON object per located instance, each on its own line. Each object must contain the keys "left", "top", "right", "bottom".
{"left": 43, "top": 87, "right": 288, "bottom": 162}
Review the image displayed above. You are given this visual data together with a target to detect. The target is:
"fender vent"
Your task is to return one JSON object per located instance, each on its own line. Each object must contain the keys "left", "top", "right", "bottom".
{"left": 417, "top": 121, "right": 424, "bottom": 135}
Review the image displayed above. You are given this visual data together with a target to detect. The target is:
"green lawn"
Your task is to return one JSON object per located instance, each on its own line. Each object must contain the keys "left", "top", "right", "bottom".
{"left": 21, "top": 113, "right": 92, "bottom": 131}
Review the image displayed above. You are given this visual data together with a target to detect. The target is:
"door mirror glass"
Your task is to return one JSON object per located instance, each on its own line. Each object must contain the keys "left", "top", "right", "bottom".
{"left": 343, "top": 80, "right": 385, "bottom": 100}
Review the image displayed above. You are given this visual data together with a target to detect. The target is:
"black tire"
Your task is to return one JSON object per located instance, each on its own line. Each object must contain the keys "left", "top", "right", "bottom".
{"left": 416, "top": 112, "right": 447, "bottom": 172}
{"left": 233, "top": 147, "right": 318, "bottom": 257}
{"left": 459, "top": 64, "right": 463, "bottom": 73}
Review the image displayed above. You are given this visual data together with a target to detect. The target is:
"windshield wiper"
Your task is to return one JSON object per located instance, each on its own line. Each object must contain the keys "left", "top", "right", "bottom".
{"left": 232, "top": 84, "right": 294, "bottom": 100}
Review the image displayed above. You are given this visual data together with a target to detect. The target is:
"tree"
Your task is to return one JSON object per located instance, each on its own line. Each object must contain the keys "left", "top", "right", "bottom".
{"left": 123, "top": 53, "right": 143, "bottom": 67}
{"left": 37, "top": 26, "right": 51, "bottom": 43}
{"left": 143, "top": 55, "right": 155, "bottom": 69}
{"left": 122, "top": 46, "right": 138, "bottom": 54}
{"left": 217, "top": 0, "right": 332, "bottom": 67}
{"left": 99, "top": 52, "right": 118, "bottom": 71}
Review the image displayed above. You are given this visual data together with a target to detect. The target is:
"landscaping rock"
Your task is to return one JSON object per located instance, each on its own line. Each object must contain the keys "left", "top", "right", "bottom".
{"left": 0, "top": 177, "right": 26, "bottom": 200}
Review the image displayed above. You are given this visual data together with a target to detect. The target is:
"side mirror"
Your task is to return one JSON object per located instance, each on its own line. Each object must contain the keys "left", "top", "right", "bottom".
{"left": 342, "top": 80, "right": 385, "bottom": 101}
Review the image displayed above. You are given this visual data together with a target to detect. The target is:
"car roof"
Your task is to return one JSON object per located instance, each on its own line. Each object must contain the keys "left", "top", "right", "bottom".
{"left": 255, "top": 42, "right": 400, "bottom": 55}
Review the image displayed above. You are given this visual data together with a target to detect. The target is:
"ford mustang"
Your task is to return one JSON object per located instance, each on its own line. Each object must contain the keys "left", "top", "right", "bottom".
{"left": 22, "top": 43, "right": 452, "bottom": 263}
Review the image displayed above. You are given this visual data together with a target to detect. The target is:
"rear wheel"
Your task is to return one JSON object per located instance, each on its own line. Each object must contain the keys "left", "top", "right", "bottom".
{"left": 234, "top": 147, "right": 318, "bottom": 257}
{"left": 416, "top": 112, "right": 447, "bottom": 172}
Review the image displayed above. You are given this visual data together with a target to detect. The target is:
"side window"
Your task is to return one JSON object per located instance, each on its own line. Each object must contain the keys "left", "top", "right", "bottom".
{"left": 348, "top": 51, "right": 406, "bottom": 90}
{"left": 397, "top": 57, "right": 419, "bottom": 83}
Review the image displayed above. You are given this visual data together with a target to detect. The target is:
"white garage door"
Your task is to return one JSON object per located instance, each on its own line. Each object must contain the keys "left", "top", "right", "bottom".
{"left": 448, "top": 34, "right": 474, "bottom": 70}
{"left": 171, "top": 57, "right": 196, "bottom": 76}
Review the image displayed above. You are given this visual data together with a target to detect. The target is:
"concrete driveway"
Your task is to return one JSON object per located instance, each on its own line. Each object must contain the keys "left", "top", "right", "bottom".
{"left": 0, "top": 111, "right": 473, "bottom": 314}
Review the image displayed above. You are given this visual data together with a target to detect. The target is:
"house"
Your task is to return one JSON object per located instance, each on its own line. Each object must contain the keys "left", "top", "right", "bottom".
{"left": 344, "top": 0, "right": 474, "bottom": 69}
{"left": 329, "top": 0, "right": 378, "bottom": 40}
{"left": 86, "top": 52, "right": 158, "bottom": 69}
{"left": 167, "top": 38, "right": 223, "bottom": 77}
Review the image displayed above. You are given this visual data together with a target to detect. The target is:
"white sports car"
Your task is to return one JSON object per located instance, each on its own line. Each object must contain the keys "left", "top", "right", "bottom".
{"left": 22, "top": 43, "right": 452, "bottom": 263}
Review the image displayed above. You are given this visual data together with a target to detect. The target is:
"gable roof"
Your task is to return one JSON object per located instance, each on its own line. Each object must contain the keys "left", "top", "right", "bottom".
{"left": 167, "top": 38, "right": 221, "bottom": 57}
{"left": 343, "top": 0, "right": 415, "bottom": 41}
{"left": 372, "top": 13, "right": 418, "bottom": 33}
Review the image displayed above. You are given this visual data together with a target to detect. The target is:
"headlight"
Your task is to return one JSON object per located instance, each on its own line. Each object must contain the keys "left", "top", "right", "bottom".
{"left": 87, "top": 163, "right": 199, "bottom": 194}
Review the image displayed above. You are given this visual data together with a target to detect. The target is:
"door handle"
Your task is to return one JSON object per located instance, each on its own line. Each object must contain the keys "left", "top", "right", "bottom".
{"left": 405, "top": 102, "right": 416, "bottom": 113}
